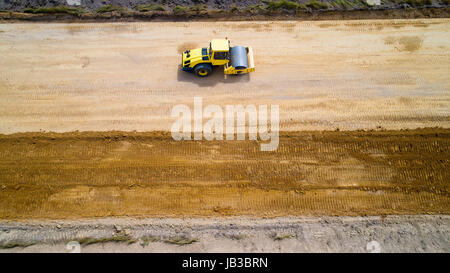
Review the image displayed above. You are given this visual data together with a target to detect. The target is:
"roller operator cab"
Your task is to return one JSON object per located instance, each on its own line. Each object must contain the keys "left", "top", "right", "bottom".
{"left": 181, "top": 39, "right": 255, "bottom": 77}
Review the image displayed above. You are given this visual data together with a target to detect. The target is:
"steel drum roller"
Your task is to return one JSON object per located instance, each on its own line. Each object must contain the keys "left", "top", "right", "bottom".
{"left": 230, "top": 46, "right": 248, "bottom": 69}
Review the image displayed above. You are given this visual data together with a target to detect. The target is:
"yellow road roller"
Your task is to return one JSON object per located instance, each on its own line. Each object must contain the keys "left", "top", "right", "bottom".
{"left": 181, "top": 39, "right": 255, "bottom": 77}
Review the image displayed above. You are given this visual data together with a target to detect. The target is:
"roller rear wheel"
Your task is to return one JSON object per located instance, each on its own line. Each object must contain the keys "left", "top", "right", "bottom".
{"left": 194, "top": 64, "right": 212, "bottom": 77}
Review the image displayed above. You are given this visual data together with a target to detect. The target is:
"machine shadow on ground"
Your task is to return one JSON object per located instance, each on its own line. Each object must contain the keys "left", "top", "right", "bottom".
{"left": 177, "top": 66, "right": 250, "bottom": 87}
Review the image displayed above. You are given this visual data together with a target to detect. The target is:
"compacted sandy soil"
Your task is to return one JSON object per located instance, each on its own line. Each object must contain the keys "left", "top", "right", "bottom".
{"left": 0, "top": 19, "right": 448, "bottom": 252}
{"left": 0, "top": 20, "right": 449, "bottom": 133}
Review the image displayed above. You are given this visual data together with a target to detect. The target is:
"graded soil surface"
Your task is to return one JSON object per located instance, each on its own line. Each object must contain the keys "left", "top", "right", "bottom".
{"left": 0, "top": 19, "right": 448, "bottom": 252}
{"left": 0, "top": 129, "right": 448, "bottom": 219}
{"left": 0, "top": 20, "right": 449, "bottom": 133}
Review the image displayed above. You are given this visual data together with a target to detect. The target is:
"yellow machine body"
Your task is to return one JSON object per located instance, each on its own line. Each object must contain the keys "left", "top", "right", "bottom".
{"left": 181, "top": 39, "right": 255, "bottom": 77}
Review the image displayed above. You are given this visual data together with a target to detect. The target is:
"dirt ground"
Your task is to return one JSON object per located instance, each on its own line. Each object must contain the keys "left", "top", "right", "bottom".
{"left": 0, "top": 129, "right": 448, "bottom": 219}
{"left": 1, "top": 215, "right": 449, "bottom": 253}
{"left": 0, "top": 19, "right": 448, "bottom": 252}
{"left": 0, "top": 20, "right": 449, "bottom": 133}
